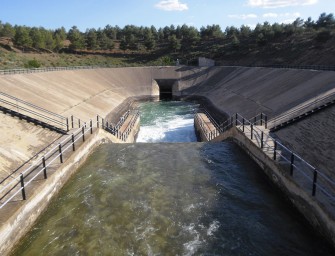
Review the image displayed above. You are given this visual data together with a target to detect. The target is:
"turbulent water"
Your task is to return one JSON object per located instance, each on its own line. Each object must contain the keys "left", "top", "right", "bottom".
{"left": 136, "top": 101, "right": 199, "bottom": 143}
{"left": 12, "top": 101, "right": 334, "bottom": 255}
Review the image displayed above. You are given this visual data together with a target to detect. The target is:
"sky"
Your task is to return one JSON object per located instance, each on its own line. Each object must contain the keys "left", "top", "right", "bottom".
{"left": 0, "top": 0, "right": 334, "bottom": 31}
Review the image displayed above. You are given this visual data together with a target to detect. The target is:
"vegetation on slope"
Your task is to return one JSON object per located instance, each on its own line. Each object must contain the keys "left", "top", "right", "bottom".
{"left": 0, "top": 13, "right": 334, "bottom": 69}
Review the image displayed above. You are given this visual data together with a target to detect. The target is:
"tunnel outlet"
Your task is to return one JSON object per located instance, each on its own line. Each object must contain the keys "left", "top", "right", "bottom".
{"left": 154, "top": 79, "right": 177, "bottom": 100}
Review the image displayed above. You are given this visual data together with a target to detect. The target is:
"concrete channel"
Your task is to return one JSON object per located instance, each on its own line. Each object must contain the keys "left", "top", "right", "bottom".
{"left": 0, "top": 66, "right": 335, "bottom": 254}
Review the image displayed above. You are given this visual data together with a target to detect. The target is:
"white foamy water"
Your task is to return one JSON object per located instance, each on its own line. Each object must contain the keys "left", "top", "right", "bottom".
{"left": 136, "top": 101, "right": 199, "bottom": 143}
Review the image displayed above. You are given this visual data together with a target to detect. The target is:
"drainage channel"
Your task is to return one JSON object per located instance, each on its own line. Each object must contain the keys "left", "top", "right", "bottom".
{"left": 11, "top": 101, "right": 334, "bottom": 255}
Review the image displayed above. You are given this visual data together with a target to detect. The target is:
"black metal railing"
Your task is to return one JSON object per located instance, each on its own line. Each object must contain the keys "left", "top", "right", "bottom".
{"left": 97, "top": 109, "right": 140, "bottom": 142}
{"left": 0, "top": 121, "right": 95, "bottom": 208}
{"left": 234, "top": 113, "right": 335, "bottom": 209}
{"left": 195, "top": 108, "right": 335, "bottom": 210}
{"left": 268, "top": 91, "right": 335, "bottom": 131}
{"left": 0, "top": 92, "right": 69, "bottom": 132}
{"left": 0, "top": 108, "right": 141, "bottom": 207}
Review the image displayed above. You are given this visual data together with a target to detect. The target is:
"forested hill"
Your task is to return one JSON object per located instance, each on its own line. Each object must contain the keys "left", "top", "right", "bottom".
{"left": 0, "top": 12, "right": 334, "bottom": 69}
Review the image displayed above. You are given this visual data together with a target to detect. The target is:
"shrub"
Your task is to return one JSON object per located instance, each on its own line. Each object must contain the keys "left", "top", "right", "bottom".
{"left": 24, "top": 59, "right": 41, "bottom": 68}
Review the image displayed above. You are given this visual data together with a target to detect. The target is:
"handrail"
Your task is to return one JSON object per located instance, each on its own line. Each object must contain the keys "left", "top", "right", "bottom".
{"left": 234, "top": 113, "right": 335, "bottom": 206}
{"left": 0, "top": 92, "right": 68, "bottom": 131}
{"left": 0, "top": 66, "right": 104, "bottom": 76}
{"left": 0, "top": 105, "right": 140, "bottom": 209}
{"left": 195, "top": 108, "right": 335, "bottom": 209}
{"left": 0, "top": 119, "right": 96, "bottom": 209}
{"left": 268, "top": 91, "right": 335, "bottom": 129}
{"left": 0, "top": 92, "right": 66, "bottom": 119}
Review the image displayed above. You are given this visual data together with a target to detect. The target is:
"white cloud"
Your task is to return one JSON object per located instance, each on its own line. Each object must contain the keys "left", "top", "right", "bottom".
{"left": 263, "top": 12, "right": 300, "bottom": 18}
{"left": 263, "top": 12, "right": 278, "bottom": 18}
{"left": 155, "top": 0, "right": 188, "bottom": 11}
{"left": 247, "top": 0, "right": 318, "bottom": 8}
{"left": 228, "top": 14, "right": 258, "bottom": 20}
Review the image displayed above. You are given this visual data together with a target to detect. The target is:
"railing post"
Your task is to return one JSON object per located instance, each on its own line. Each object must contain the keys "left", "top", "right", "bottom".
{"left": 235, "top": 113, "right": 238, "bottom": 126}
{"left": 72, "top": 134, "right": 75, "bottom": 151}
{"left": 102, "top": 118, "right": 105, "bottom": 129}
{"left": 20, "top": 173, "right": 26, "bottom": 200}
{"left": 90, "top": 119, "right": 93, "bottom": 134}
{"left": 261, "top": 131, "right": 264, "bottom": 149}
{"left": 82, "top": 127, "right": 85, "bottom": 142}
{"left": 312, "top": 169, "right": 318, "bottom": 196}
{"left": 71, "top": 115, "right": 74, "bottom": 128}
{"left": 250, "top": 124, "right": 253, "bottom": 140}
{"left": 265, "top": 115, "right": 268, "bottom": 129}
{"left": 66, "top": 118, "right": 69, "bottom": 132}
{"left": 79, "top": 119, "right": 81, "bottom": 128}
{"left": 273, "top": 141, "right": 277, "bottom": 160}
{"left": 242, "top": 118, "right": 245, "bottom": 132}
{"left": 42, "top": 156, "right": 47, "bottom": 179}
{"left": 58, "top": 144, "right": 63, "bottom": 163}
{"left": 97, "top": 115, "right": 99, "bottom": 128}
{"left": 290, "top": 153, "right": 294, "bottom": 176}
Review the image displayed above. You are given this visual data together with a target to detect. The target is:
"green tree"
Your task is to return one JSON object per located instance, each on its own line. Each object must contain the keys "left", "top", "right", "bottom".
{"left": 54, "top": 27, "right": 67, "bottom": 51}
{"left": 119, "top": 38, "right": 128, "bottom": 52}
{"left": 68, "top": 26, "right": 85, "bottom": 50}
{"left": 240, "top": 25, "right": 251, "bottom": 38}
{"left": 86, "top": 28, "right": 98, "bottom": 50}
{"left": 14, "top": 26, "right": 32, "bottom": 49}
{"left": 144, "top": 29, "right": 156, "bottom": 50}
{"left": 169, "top": 34, "right": 181, "bottom": 52}
{"left": 316, "top": 13, "right": 335, "bottom": 29}
{"left": 29, "top": 27, "right": 45, "bottom": 49}
{"left": 44, "top": 30, "right": 55, "bottom": 50}
{"left": 0, "top": 22, "right": 15, "bottom": 38}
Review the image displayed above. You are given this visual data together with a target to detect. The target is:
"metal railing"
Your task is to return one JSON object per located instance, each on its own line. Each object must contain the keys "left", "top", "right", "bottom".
{"left": 97, "top": 109, "right": 140, "bottom": 142}
{"left": 0, "top": 66, "right": 104, "bottom": 75}
{"left": 0, "top": 92, "right": 69, "bottom": 132}
{"left": 0, "top": 120, "right": 95, "bottom": 209}
{"left": 268, "top": 91, "right": 335, "bottom": 130}
{"left": 196, "top": 108, "right": 335, "bottom": 211}
{"left": 195, "top": 109, "right": 221, "bottom": 141}
{"left": 234, "top": 113, "right": 335, "bottom": 210}
{"left": 252, "top": 64, "right": 335, "bottom": 72}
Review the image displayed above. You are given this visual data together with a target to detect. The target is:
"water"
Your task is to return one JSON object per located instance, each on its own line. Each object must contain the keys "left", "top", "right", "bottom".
{"left": 12, "top": 101, "right": 334, "bottom": 255}
{"left": 136, "top": 101, "right": 199, "bottom": 142}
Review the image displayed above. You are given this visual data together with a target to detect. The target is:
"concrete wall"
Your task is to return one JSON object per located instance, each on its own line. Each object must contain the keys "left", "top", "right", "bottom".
{"left": 179, "top": 66, "right": 335, "bottom": 118}
{"left": 0, "top": 67, "right": 182, "bottom": 176}
{"left": 178, "top": 66, "right": 335, "bottom": 175}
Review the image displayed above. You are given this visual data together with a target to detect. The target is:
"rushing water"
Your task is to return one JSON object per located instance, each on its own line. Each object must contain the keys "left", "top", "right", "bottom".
{"left": 12, "top": 101, "right": 334, "bottom": 255}
{"left": 136, "top": 101, "right": 199, "bottom": 143}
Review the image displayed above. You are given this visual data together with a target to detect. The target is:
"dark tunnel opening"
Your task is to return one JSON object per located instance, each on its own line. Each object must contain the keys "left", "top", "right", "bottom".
{"left": 154, "top": 79, "right": 176, "bottom": 100}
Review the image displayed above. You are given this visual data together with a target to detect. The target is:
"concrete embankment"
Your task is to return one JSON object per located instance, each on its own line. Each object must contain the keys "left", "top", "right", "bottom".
{"left": 177, "top": 66, "right": 335, "bottom": 176}
{"left": 0, "top": 67, "right": 181, "bottom": 175}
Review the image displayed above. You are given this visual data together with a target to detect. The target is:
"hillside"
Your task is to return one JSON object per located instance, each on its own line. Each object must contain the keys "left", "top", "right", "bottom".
{"left": 1, "top": 13, "right": 335, "bottom": 68}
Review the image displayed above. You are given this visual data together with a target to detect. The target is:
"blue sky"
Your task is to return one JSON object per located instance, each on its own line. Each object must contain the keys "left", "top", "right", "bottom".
{"left": 1, "top": 0, "right": 334, "bottom": 31}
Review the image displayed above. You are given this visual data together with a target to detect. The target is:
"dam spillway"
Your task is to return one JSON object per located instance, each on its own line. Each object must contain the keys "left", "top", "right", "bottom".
{"left": 12, "top": 100, "right": 334, "bottom": 255}
{"left": 0, "top": 66, "right": 335, "bottom": 254}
